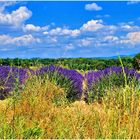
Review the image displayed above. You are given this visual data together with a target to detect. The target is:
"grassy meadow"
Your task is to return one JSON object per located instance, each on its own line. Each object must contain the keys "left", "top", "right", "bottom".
{"left": 0, "top": 57, "right": 140, "bottom": 139}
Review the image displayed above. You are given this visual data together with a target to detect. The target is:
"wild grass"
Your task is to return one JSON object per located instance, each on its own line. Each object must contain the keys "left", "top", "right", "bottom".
{"left": 0, "top": 73, "right": 140, "bottom": 139}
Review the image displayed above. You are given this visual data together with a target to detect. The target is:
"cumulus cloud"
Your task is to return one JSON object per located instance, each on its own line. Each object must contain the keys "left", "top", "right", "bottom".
{"left": 23, "top": 24, "right": 49, "bottom": 32}
{"left": 116, "top": 31, "right": 140, "bottom": 47}
{"left": 23, "top": 24, "right": 41, "bottom": 32}
{"left": 43, "top": 27, "right": 80, "bottom": 37}
{"left": 119, "top": 23, "right": 140, "bottom": 31}
{"left": 80, "top": 19, "right": 116, "bottom": 34}
{"left": 42, "top": 19, "right": 117, "bottom": 42}
{"left": 85, "top": 3, "right": 102, "bottom": 11}
{"left": 41, "top": 19, "right": 119, "bottom": 49}
{"left": 0, "top": 6, "right": 32, "bottom": 27}
{"left": 43, "top": 20, "right": 108, "bottom": 39}
{"left": 81, "top": 19, "right": 104, "bottom": 32}
{"left": 0, "top": 34, "right": 41, "bottom": 46}
{"left": 126, "top": 31, "right": 140, "bottom": 44}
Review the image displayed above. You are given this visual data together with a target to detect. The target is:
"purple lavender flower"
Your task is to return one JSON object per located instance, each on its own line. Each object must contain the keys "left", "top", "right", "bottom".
{"left": 0, "top": 65, "right": 139, "bottom": 102}
{"left": 0, "top": 66, "right": 32, "bottom": 99}
{"left": 36, "top": 65, "right": 84, "bottom": 100}
{"left": 85, "top": 66, "right": 140, "bottom": 101}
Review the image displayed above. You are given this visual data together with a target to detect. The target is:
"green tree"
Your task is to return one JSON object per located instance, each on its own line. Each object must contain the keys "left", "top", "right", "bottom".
{"left": 133, "top": 53, "right": 140, "bottom": 70}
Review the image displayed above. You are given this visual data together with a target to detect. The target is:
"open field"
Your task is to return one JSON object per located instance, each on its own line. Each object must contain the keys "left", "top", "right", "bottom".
{"left": 0, "top": 60, "right": 140, "bottom": 139}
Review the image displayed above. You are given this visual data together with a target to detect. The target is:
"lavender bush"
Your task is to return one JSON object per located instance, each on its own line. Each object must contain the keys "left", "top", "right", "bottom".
{"left": 0, "top": 65, "right": 84, "bottom": 101}
{"left": 36, "top": 65, "right": 84, "bottom": 101}
{"left": 85, "top": 66, "right": 140, "bottom": 102}
{"left": 0, "top": 66, "right": 31, "bottom": 99}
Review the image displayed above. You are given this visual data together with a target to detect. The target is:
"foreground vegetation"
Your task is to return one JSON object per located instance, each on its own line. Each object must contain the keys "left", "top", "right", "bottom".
{"left": 0, "top": 54, "right": 140, "bottom": 139}
{"left": 0, "top": 75, "right": 140, "bottom": 139}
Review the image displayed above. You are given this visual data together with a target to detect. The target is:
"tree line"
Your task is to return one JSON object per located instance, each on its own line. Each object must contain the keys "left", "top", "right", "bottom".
{"left": 0, "top": 53, "right": 139, "bottom": 70}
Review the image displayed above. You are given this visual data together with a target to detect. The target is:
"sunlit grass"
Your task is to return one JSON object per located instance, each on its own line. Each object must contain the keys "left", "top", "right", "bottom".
{"left": 0, "top": 74, "right": 140, "bottom": 139}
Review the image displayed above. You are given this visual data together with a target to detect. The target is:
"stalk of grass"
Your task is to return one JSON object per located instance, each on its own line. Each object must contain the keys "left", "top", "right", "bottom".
{"left": 118, "top": 55, "right": 127, "bottom": 86}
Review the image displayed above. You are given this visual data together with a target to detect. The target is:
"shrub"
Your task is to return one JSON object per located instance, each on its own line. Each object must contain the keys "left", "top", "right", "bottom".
{"left": 85, "top": 66, "right": 140, "bottom": 102}
{"left": 133, "top": 53, "right": 140, "bottom": 70}
{"left": 36, "top": 65, "right": 84, "bottom": 101}
{"left": 0, "top": 66, "right": 31, "bottom": 99}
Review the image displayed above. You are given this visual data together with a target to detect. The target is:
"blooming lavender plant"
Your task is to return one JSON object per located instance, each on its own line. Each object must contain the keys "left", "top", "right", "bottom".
{"left": 36, "top": 65, "right": 84, "bottom": 100}
{"left": 85, "top": 66, "right": 140, "bottom": 102}
{"left": 0, "top": 66, "right": 31, "bottom": 99}
{"left": 0, "top": 64, "right": 139, "bottom": 102}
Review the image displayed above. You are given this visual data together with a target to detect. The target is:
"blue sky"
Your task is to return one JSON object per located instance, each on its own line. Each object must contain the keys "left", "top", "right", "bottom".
{"left": 0, "top": 1, "right": 140, "bottom": 58}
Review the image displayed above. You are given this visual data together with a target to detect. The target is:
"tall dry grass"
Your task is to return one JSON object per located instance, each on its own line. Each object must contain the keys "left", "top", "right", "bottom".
{"left": 0, "top": 76, "right": 140, "bottom": 138}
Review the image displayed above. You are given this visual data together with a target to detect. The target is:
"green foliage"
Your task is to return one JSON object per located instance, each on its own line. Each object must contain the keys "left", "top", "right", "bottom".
{"left": 38, "top": 72, "right": 77, "bottom": 101}
{"left": 133, "top": 53, "right": 140, "bottom": 70}
{"left": 88, "top": 73, "right": 125, "bottom": 102}
{"left": 23, "top": 124, "right": 43, "bottom": 139}
{"left": 0, "top": 56, "right": 135, "bottom": 70}
{"left": 88, "top": 73, "right": 139, "bottom": 102}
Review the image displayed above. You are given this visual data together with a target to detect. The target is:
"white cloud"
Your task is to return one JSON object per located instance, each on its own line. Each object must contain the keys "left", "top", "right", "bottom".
{"left": 23, "top": 24, "right": 49, "bottom": 32}
{"left": 119, "top": 23, "right": 140, "bottom": 31}
{"left": 0, "top": 2, "right": 139, "bottom": 53}
{"left": 44, "top": 27, "right": 80, "bottom": 37}
{"left": 118, "top": 31, "right": 140, "bottom": 46}
{"left": 42, "top": 19, "right": 118, "bottom": 49}
{"left": 43, "top": 31, "right": 49, "bottom": 35}
{"left": 104, "top": 36, "right": 119, "bottom": 42}
{"left": 81, "top": 19, "right": 104, "bottom": 32}
{"left": 43, "top": 20, "right": 113, "bottom": 38}
{"left": 23, "top": 24, "right": 41, "bottom": 32}
{"left": 100, "top": 35, "right": 120, "bottom": 46}
{"left": 127, "top": 31, "right": 140, "bottom": 44}
{"left": 71, "top": 29, "right": 80, "bottom": 37}
{"left": 46, "top": 36, "right": 57, "bottom": 44}
{"left": 121, "top": 24, "right": 132, "bottom": 30}
{"left": 65, "top": 44, "right": 74, "bottom": 50}
{"left": 0, "top": 6, "right": 32, "bottom": 27}
{"left": 80, "top": 19, "right": 117, "bottom": 35}
{"left": 85, "top": 3, "right": 102, "bottom": 11}
{"left": 78, "top": 38, "right": 93, "bottom": 47}
{"left": 95, "top": 14, "right": 110, "bottom": 18}
{"left": 0, "top": 34, "right": 41, "bottom": 46}
{"left": 0, "top": 1, "right": 17, "bottom": 12}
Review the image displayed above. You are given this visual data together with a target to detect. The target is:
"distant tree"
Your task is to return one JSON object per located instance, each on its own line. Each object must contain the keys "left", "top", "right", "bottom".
{"left": 95, "top": 61, "right": 107, "bottom": 70}
{"left": 133, "top": 53, "right": 140, "bottom": 70}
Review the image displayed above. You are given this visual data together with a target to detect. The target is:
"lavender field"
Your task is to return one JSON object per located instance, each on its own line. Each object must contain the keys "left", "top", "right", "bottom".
{"left": 0, "top": 63, "right": 140, "bottom": 138}
{"left": 1, "top": 65, "right": 140, "bottom": 101}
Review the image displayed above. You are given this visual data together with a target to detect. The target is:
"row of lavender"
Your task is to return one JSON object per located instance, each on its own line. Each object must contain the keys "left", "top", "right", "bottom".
{"left": 0, "top": 65, "right": 140, "bottom": 100}
{"left": 85, "top": 66, "right": 140, "bottom": 101}
{"left": 36, "top": 65, "right": 84, "bottom": 100}
{"left": 0, "top": 66, "right": 33, "bottom": 99}
{"left": 85, "top": 66, "right": 140, "bottom": 89}
{"left": 0, "top": 65, "right": 84, "bottom": 100}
